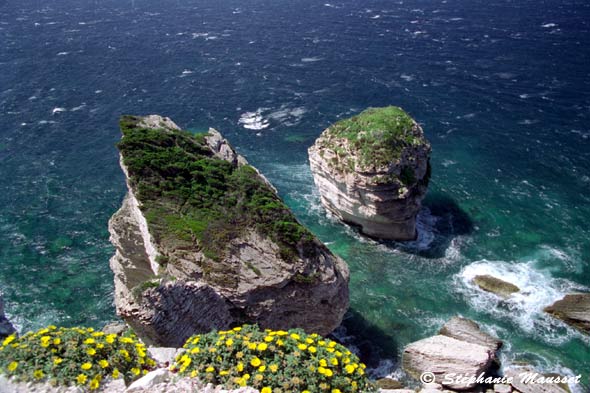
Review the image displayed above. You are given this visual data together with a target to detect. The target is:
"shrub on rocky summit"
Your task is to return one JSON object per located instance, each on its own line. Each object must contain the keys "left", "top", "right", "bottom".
{"left": 171, "top": 324, "right": 377, "bottom": 393}
{"left": 0, "top": 326, "right": 155, "bottom": 390}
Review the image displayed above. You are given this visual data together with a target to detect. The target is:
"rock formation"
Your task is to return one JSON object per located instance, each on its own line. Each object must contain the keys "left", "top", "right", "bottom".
{"left": 109, "top": 115, "right": 349, "bottom": 347}
{"left": 402, "top": 317, "right": 501, "bottom": 390}
{"left": 308, "top": 106, "right": 431, "bottom": 240}
{"left": 0, "top": 294, "right": 16, "bottom": 339}
{"left": 472, "top": 275, "right": 520, "bottom": 299}
{"left": 544, "top": 293, "right": 590, "bottom": 334}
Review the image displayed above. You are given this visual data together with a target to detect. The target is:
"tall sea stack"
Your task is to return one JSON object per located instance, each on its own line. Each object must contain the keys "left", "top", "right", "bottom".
{"left": 308, "top": 106, "right": 431, "bottom": 240}
{"left": 109, "top": 115, "right": 349, "bottom": 347}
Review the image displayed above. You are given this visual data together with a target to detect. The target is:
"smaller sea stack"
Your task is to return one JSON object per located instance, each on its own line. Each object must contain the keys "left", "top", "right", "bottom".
{"left": 308, "top": 106, "right": 431, "bottom": 240}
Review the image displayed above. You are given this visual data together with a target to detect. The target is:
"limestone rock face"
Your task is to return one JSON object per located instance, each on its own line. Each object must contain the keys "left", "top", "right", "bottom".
{"left": 544, "top": 293, "right": 590, "bottom": 334}
{"left": 472, "top": 275, "right": 520, "bottom": 299}
{"left": 308, "top": 106, "right": 431, "bottom": 240}
{"left": 403, "top": 317, "right": 501, "bottom": 390}
{"left": 109, "top": 115, "right": 349, "bottom": 347}
{"left": 439, "top": 316, "right": 503, "bottom": 352}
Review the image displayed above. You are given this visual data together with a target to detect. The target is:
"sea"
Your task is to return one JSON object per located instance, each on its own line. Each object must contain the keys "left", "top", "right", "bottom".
{"left": 1, "top": 0, "right": 589, "bottom": 390}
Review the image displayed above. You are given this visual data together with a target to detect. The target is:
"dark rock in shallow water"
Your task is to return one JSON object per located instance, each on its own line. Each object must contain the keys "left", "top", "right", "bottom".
{"left": 472, "top": 275, "right": 520, "bottom": 299}
{"left": 544, "top": 293, "right": 590, "bottom": 334}
{"left": 109, "top": 115, "right": 349, "bottom": 347}
{"left": 0, "top": 294, "right": 16, "bottom": 339}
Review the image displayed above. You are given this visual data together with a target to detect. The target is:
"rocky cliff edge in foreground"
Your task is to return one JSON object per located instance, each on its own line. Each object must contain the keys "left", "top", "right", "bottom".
{"left": 308, "top": 106, "right": 431, "bottom": 240}
{"left": 109, "top": 115, "right": 349, "bottom": 347}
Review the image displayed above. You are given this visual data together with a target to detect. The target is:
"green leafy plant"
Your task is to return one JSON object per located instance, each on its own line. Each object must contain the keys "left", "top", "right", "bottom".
{"left": 0, "top": 326, "right": 156, "bottom": 390}
{"left": 171, "top": 325, "right": 377, "bottom": 393}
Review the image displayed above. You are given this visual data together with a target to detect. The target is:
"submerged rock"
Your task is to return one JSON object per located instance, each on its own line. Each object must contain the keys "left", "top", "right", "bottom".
{"left": 472, "top": 275, "right": 520, "bottom": 299}
{"left": 544, "top": 293, "right": 590, "bottom": 334}
{"left": 109, "top": 115, "right": 349, "bottom": 347}
{"left": 308, "top": 106, "right": 431, "bottom": 240}
{"left": 403, "top": 317, "right": 501, "bottom": 390}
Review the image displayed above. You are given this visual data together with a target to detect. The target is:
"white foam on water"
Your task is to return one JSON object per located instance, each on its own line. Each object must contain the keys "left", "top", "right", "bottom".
{"left": 542, "top": 23, "right": 557, "bottom": 28}
{"left": 301, "top": 57, "right": 323, "bottom": 63}
{"left": 51, "top": 107, "right": 66, "bottom": 115}
{"left": 71, "top": 103, "right": 86, "bottom": 112}
{"left": 238, "top": 109, "right": 270, "bottom": 130}
{"left": 56, "top": 51, "right": 69, "bottom": 56}
{"left": 456, "top": 259, "right": 588, "bottom": 344}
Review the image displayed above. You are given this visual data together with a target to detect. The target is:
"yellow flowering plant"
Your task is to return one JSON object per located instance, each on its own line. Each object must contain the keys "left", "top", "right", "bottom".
{"left": 0, "top": 326, "right": 156, "bottom": 390}
{"left": 171, "top": 325, "right": 376, "bottom": 392}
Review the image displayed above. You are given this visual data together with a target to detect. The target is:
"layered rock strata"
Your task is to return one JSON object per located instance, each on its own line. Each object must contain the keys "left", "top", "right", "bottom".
{"left": 308, "top": 106, "right": 431, "bottom": 240}
{"left": 109, "top": 115, "right": 349, "bottom": 347}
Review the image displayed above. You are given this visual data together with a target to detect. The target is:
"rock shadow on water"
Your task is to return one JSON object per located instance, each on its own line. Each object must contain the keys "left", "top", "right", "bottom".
{"left": 381, "top": 192, "right": 474, "bottom": 259}
{"left": 331, "top": 308, "right": 400, "bottom": 375}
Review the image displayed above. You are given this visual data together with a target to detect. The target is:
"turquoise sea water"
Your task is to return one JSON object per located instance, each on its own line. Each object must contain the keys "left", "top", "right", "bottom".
{"left": 1, "top": 0, "right": 589, "bottom": 389}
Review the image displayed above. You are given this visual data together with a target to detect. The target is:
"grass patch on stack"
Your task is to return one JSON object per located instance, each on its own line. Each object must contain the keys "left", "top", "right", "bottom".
{"left": 117, "top": 116, "right": 318, "bottom": 283}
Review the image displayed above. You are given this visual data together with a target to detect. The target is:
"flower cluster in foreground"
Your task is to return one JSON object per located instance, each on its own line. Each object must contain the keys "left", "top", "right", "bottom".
{"left": 0, "top": 326, "right": 155, "bottom": 390}
{"left": 172, "top": 325, "right": 377, "bottom": 393}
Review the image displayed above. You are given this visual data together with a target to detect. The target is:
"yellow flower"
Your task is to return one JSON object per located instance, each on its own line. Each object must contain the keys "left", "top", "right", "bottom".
{"left": 290, "top": 333, "right": 300, "bottom": 340}
{"left": 233, "top": 327, "right": 242, "bottom": 332}
{"left": 98, "top": 359, "right": 109, "bottom": 369}
{"left": 53, "top": 357, "right": 63, "bottom": 366}
{"left": 261, "top": 388, "right": 272, "bottom": 393}
{"left": 303, "top": 391, "right": 311, "bottom": 393}
{"left": 258, "top": 365, "right": 266, "bottom": 372}
{"left": 119, "top": 349, "right": 129, "bottom": 357}
{"left": 190, "top": 370, "right": 197, "bottom": 378}
{"left": 243, "top": 373, "right": 250, "bottom": 380}
{"left": 257, "top": 342, "right": 268, "bottom": 351}
{"left": 237, "top": 377, "right": 246, "bottom": 387}
{"left": 40, "top": 336, "right": 51, "bottom": 347}
{"left": 53, "top": 338, "right": 61, "bottom": 345}
{"left": 236, "top": 362, "right": 244, "bottom": 372}
{"left": 308, "top": 346, "right": 317, "bottom": 353}
{"left": 131, "top": 368, "right": 140, "bottom": 375}
{"left": 89, "top": 379, "right": 100, "bottom": 390}
{"left": 319, "top": 359, "right": 327, "bottom": 367}
{"left": 190, "top": 347, "right": 200, "bottom": 354}
{"left": 7, "top": 362, "right": 18, "bottom": 372}
{"left": 81, "top": 363, "right": 92, "bottom": 370}
{"left": 264, "top": 336, "right": 274, "bottom": 342}
{"left": 84, "top": 338, "right": 95, "bottom": 345}
{"left": 248, "top": 342, "right": 257, "bottom": 350}
{"left": 192, "top": 337, "right": 200, "bottom": 345}
{"left": 206, "top": 366, "right": 215, "bottom": 372}
{"left": 345, "top": 364, "right": 355, "bottom": 374}
{"left": 297, "top": 343, "right": 307, "bottom": 351}
{"left": 276, "top": 339, "right": 284, "bottom": 346}
{"left": 225, "top": 338, "right": 234, "bottom": 346}
{"left": 92, "top": 331, "right": 105, "bottom": 337}
{"left": 332, "top": 390, "right": 342, "bottom": 393}
{"left": 220, "top": 370, "right": 229, "bottom": 376}
{"left": 2, "top": 335, "right": 15, "bottom": 346}
{"left": 330, "top": 358, "right": 338, "bottom": 366}
{"left": 105, "top": 335, "right": 115, "bottom": 344}
{"left": 269, "top": 364, "right": 278, "bottom": 373}
{"left": 255, "top": 374, "right": 263, "bottom": 381}
{"left": 306, "top": 338, "right": 314, "bottom": 344}
{"left": 76, "top": 374, "right": 87, "bottom": 385}
{"left": 112, "top": 369, "right": 120, "bottom": 379}
{"left": 120, "top": 337, "right": 133, "bottom": 344}
{"left": 87, "top": 348, "right": 96, "bottom": 356}
{"left": 250, "top": 357, "right": 261, "bottom": 367}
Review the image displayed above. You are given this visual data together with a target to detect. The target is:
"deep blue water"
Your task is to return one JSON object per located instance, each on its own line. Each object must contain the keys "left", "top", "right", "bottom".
{"left": 1, "top": 0, "right": 589, "bottom": 389}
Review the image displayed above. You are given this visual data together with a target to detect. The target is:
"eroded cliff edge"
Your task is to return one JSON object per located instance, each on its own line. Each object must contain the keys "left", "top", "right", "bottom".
{"left": 308, "top": 106, "right": 431, "bottom": 240}
{"left": 109, "top": 115, "right": 349, "bottom": 347}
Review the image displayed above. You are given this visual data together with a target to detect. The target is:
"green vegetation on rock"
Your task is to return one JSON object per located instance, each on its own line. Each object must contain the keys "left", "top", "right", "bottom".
{"left": 172, "top": 324, "right": 377, "bottom": 392}
{"left": 320, "top": 106, "right": 421, "bottom": 170}
{"left": 117, "top": 116, "right": 317, "bottom": 280}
